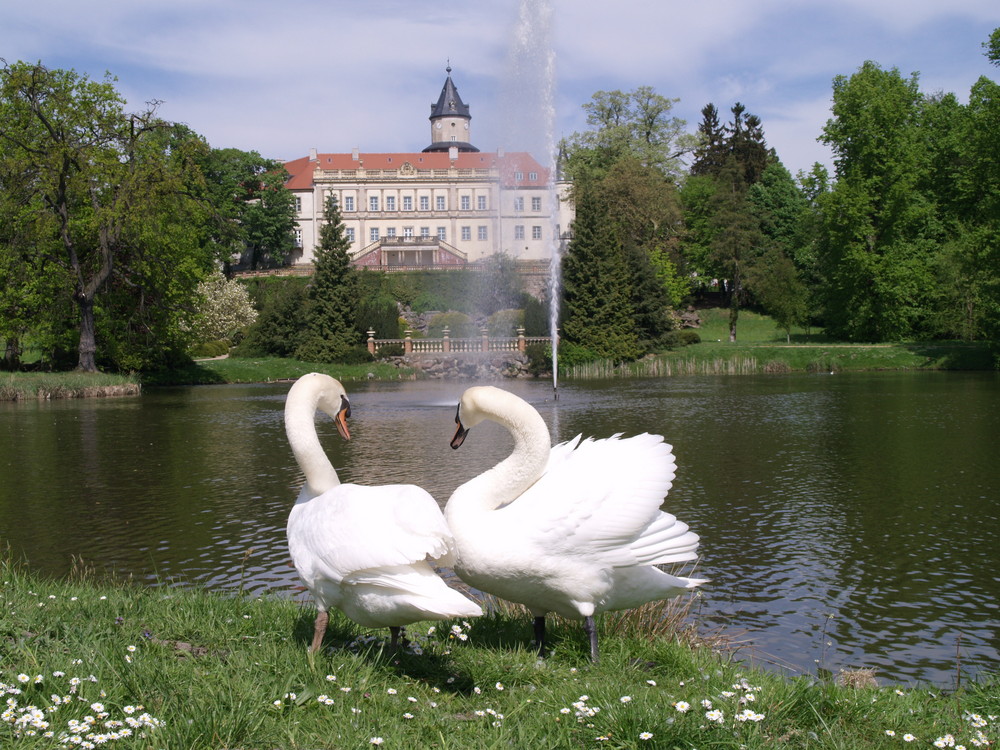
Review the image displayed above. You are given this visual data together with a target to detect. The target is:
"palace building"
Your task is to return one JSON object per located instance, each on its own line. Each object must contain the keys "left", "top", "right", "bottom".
{"left": 282, "top": 66, "right": 573, "bottom": 270}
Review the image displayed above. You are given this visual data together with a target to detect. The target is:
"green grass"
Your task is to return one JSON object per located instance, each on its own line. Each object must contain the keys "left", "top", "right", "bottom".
{"left": 562, "top": 309, "right": 996, "bottom": 378}
{"left": 694, "top": 307, "right": 829, "bottom": 344}
{"left": 2, "top": 557, "right": 998, "bottom": 749}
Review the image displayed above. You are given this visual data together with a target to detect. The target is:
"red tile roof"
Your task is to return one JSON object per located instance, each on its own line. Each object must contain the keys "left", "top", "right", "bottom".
{"left": 283, "top": 151, "right": 550, "bottom": 190}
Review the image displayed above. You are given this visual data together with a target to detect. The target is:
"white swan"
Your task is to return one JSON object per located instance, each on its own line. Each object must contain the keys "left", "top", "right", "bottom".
{"left": 284, "top": 372, "right": 482, "bottom": 653}
{"left": 446, "top": 386, "right": 706, "bottom": 663}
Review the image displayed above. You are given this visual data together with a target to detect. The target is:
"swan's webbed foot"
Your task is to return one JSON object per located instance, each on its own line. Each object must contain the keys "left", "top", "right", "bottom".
{"left": 533, "top": 615, "right": 547, "bottom": 656}
{"left": 583, "top": 615, "right": 600, "bottom": 664}
{"left": 310, "top": 610, "right": 329, "bottom": 653}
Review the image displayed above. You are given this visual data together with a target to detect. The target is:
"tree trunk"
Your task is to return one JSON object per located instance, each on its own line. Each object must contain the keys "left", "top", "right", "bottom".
{"left": 75, "top": 292, "right": 99, "bottom": 372}
{"left": 3, "top": 338, "right": 21, "bottom": 371}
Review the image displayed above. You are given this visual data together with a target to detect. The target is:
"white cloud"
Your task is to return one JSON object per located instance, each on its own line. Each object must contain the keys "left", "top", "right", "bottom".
{"left": 1, "top": 0, "right": 997, "bottom": 174}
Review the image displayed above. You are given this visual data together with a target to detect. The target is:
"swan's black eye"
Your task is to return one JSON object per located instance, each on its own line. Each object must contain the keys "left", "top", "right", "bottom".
{"left": 454, "top": 403, "right": 461, "bottom": 424}
{"left": 341, "top": 395, "right": 352, "bottom": 418}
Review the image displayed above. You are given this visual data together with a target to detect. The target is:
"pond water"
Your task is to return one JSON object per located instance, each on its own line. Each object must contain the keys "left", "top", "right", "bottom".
{"left": 2, "top": 372, "right": 998, "bottom": 687}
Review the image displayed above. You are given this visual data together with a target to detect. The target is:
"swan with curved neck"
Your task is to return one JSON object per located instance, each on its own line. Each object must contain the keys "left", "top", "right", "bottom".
{"left": 285, "top": 373, "right": 481, "bottom": 653}
{"left": 446, "top": 386, "right": 705, "bottom": 663}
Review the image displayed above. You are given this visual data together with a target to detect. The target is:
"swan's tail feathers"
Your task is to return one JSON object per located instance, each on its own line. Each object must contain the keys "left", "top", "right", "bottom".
{"left": 629, "top": 512, "right": 701, "bottom": 566}
{"left": 345, "top": 565, "right": 484, "bottom": 623}
{"left": 604, "top": 565, "right": 706, "bottom": 612}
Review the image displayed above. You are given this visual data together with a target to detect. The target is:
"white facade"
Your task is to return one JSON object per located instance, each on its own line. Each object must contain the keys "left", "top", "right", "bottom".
{"left": 282, "top": 68, "right": 573, "bottom": 269}
{"left": 284, "top": 150, "right": 573, "bottom": 268}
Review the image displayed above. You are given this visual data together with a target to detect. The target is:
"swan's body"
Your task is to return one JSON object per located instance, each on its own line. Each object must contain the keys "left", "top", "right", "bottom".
{"left": 446, "top": 386, "right": 705, "bottom": 662}
{"left": 284, "top": 373, "right": 481, "bottom": 652}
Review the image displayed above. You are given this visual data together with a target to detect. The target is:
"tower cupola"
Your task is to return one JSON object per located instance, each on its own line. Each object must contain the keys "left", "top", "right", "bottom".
{"left": 423, "top": 64, "right": 479, "bottom": 153}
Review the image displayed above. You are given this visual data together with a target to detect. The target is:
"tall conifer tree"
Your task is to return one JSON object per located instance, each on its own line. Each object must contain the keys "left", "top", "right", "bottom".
{"left": 296, "top": 197, "right": 359, "bottom": 362}
{"left": 561, "top": 186, "right": 641, "bottom": 361}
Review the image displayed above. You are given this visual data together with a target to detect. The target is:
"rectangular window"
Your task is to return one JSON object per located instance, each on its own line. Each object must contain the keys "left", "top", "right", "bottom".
{"left": 419, "top": 196, "right": 430, "bottom": 211}
{"left": 436, "top": 195, "right": 446, "bottom": 211}
{"left": 461, "top": 226, "right": 471, "bottom": 241}
{"left": 477, "top": 226, "right": 488, "bottom": 241}
{"left": 386, "top": 227, "right": 396, "bottom": 238}
{"left": 437, "top": 226, "right": 446, "bottom": 240}
{"left": 344, "top": 196, "right": 355, "bottom": 212}
{"left": 515, "top": 171, "right": 524, "bottom": 181}
{"left": 460, "top": 195, "right": 471, "bottom": 211}
{"left": 514, "top": 225, "right": 525, "bottom": 240}
{"left": 532, "top": 196, "right": 542, "bottom": 211}
{"left": 294, "top": 196, "right": 302, "bottom": 212}
{"left": 293, "top": 228, "right": 302, "bottom": 247}
{"left": 369, "top": 195, "right": 379, "bottom": 212}
{"left": 346, "top": 227, "right": 355, "bottom": 242}
{"left": 402, "top": 196, "right": 413, "bottom": 211}
{"left": 513, "top": 197, "right": 524, "bottom": 212}
{"left": 529, "top": 171, "right": 538, "bottom": 181}
{"left": 370, "top": 228, "right": 380, "bottom": 242}
{"left": 420, "top": 227, "right": 430, "bottom": 238}
{"left": 403, "top": 226, "right": 414, "bottom": 238}
{"left": 477, "top": 195, "right": 487, "bottom": 210}
{"left": 532, "top": 225, "right": 542, "bottom": 240}
{"left": 385, "top": 196, "right": 396, "bottom": 211}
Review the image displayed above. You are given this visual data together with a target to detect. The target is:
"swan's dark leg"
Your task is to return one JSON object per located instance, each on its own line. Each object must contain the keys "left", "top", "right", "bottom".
{"left": 583, "top": 616, "right": 600, "bottom": 664}
{"left": 533, "top": 616, "right": 547, "bottom": 655}
{"left": 389, "top": 626, "right": 403, "bottom": 652}
{"left": 310, "top": 610, "right": 329, "bottom": 653}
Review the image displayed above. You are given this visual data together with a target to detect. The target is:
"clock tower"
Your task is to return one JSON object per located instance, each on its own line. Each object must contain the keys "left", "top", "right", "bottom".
{"left": 423, "top": 64, "right": 479, "bottom": 153}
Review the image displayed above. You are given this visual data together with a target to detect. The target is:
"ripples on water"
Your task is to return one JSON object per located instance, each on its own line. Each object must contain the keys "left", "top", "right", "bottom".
{"left": 1, "top": 373, "right": 998, "bottom": 687}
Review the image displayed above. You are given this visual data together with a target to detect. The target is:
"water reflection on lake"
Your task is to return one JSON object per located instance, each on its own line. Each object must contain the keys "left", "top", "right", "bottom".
{"left": 2, "top": 372, "right": 998, "bottom": 687}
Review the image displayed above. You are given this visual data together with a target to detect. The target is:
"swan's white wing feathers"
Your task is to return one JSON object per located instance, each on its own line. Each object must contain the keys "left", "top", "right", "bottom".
{"left": 290, "top": 483, "right": 454, "bottom": 586}
{"left": 514, "top": 432, "right": 694, "bottom": 566}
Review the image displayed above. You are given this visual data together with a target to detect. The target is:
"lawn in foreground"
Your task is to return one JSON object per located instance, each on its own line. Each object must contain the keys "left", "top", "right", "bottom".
{"left": 2, "top": 559, "right": 997, "bottom": 749}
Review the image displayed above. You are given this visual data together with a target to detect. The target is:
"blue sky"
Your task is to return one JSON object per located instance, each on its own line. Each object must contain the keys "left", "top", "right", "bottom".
{"left": 2, "top": 0, "right": 998, "bottom": 177}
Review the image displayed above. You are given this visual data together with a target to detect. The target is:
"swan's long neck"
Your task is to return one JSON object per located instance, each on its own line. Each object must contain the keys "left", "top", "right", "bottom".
{"left": 447, "top": 394, "right": 550, "bottom": 525}
{"left": 285, "top": 386, "right": 341, "bottom": 500}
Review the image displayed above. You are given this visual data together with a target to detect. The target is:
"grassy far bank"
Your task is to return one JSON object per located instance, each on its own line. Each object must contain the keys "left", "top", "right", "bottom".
{"left": 2, "top": 309, "right": 995, "bottom": 399}
{"left": 3, "top": 558, "right": 998, "bottom": 750}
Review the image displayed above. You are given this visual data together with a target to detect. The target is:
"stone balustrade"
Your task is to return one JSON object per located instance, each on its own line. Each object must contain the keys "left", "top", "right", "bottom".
{"left": 366, "top": 327, "right": 552, "bottom": 356}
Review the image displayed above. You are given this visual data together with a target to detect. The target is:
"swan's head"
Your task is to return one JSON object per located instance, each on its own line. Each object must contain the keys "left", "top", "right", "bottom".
{"left": 450, "top": 386, "right": 505, "bottom": 449}
{"left": 290, "top": 372, "right": 352, "bottom": 441}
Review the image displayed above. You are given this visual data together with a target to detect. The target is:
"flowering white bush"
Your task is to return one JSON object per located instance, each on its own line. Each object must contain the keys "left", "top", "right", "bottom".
{"left": 190, "top": 273, "right": 258, "bottom": 343}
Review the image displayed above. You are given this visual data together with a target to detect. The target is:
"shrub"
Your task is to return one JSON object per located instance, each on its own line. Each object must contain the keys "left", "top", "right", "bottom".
{"left": 487, "top": 308, "right": 524, "bottom": 337}
{"left": 336, "top": 346, "right": 375, "bottom": 365}
{"left": 524, "top": 342, "right": 552, "bottom": 377}
{"left": 190, "top": 339, "right": 230, "bottom": 358}
{"left": 190, "top": 273, "right": 258, "bottom": 343}
{"left": 555, "top": 340, "right": 600, "bottom": 366}
{"left": 376, "top": 342, "right": 404, "bottom": 358}
{"left": 427, "top": 311, "right": 477, "bottom": 338}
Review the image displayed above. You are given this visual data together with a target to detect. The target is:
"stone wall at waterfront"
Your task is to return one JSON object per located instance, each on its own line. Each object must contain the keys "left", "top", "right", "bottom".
{"left": 384, "top": 352, "right": 535, "bottom": 379}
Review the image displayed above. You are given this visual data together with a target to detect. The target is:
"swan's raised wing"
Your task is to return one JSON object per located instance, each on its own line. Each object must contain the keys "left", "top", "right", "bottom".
{"left": 515, "top": 432, "right": 698, "bottom": 567}
{"left": 289, "top": 483, "right": 455, "bottom": 584}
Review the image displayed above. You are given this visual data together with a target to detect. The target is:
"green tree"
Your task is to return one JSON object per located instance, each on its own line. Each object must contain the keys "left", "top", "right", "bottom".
{"left": 707, "top": 157, "right": 766, "bottom": 341}
{"left": 296, "top": 197, "right": 359, "bottom": 362}
{"left": 190, "top": 145, "right": 295, "bottom": 271}
{"left": 690, "top": 103, "right": 727, "bottom": 177}
{"left": 0, "top": 61, "right": 210, "bottom": 372}
{"left": 560, "top": 185, "right": 641, "bottom": 361}
{"left": 562, "top": 86, "right": 695, "bottom": 181}
{"left": 747, "top": 248, "right": 809, "bottom": 342}
{"left": 984, "top": 27, "right": 1000, "bottom": 65}
{"left": 818, "top": 61, "right": 940, "bottom": 341}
